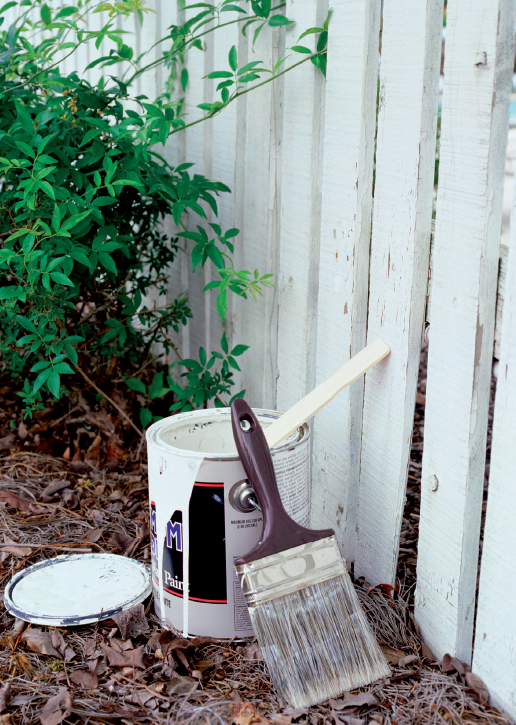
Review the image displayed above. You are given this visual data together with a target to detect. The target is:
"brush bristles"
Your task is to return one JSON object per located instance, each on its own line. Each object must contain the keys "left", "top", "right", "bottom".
{"left": 249, "top": 574, "right": 390, "bottom": 708}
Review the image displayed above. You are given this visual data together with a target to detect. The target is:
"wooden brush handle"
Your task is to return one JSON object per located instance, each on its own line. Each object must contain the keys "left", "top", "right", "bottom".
{"left": 232, "top": 399, "right": 334, "bottom": 566}
{"left": 264, "top": 338, "right": 390, "bottom": 448}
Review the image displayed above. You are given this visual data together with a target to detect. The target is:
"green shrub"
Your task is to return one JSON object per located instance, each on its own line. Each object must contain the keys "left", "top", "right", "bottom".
{"left": 0, "top": 0, "right": 328, "bottom": 430}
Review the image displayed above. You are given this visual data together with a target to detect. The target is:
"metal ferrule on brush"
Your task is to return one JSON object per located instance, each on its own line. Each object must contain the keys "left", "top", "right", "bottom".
{"left": 235, "top": 535, "right": 346, "bottom": 607}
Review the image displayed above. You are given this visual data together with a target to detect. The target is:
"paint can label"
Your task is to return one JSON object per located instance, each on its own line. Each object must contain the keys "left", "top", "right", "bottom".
{"left": 147, "top": 409, "right": 310, "bottom": 639}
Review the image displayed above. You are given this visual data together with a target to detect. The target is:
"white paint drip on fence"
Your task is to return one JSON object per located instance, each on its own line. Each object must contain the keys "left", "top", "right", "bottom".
{"left": 415, "top": 0, "right": 515, "bottom": 663}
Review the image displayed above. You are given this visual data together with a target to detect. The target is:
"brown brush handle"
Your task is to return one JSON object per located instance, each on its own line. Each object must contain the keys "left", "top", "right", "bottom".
{"left": 232, "top": 399, "right": 334, "bottom": 566}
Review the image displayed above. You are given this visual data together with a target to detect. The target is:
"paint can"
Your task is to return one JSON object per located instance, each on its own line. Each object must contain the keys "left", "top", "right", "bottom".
{"left": 146, "top": 408, "right": 310, "bottom": 639}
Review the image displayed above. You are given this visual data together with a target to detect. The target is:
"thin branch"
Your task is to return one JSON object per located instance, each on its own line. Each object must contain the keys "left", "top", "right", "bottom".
{"left": 71, "top": 362, "right": 143, "bottom": 437}
{"left": 168, "top": 50, "right": 325, "bottom": 137}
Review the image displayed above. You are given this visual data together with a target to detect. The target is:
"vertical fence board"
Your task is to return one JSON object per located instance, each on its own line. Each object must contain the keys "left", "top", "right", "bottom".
{"left": 415, "top": 0, "right": 515, "bottom": 662}
{"left": 473, "top": 189, "right": 516, "bottom": 715}
{"left": 234, "top": 23, "right": 279, "bottom": 408}
{"left": 310, "top": 1, "right": 380, "bottom": 558}
{"left": 182, "top": 14, "right": 211, "bottom": 363}
{"left": 206, "top": 20, "right": 241, "bottom": 369}
{"left": 355, "top": 0, "right": 443, "bottom": 585}
{"left": 275, "top": 0, "right": 326, "bottom": 413}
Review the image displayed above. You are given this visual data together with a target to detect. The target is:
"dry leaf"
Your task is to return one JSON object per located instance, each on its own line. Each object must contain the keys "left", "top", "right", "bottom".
{"left": 336, "top": 718, "right": 364, "bottom": 725}
{"left": 1, "top": 544, "right": 31, "bottom": 556}
{"left": 41, "top": 481, "right": 69, "bottom": 499}
{"left": 165, "top": 675, "right": 198, "bottom": 696}
{"left": 21, "top": 630, "right": 61, "bottom": 658}
{"left": 51, "top": 630, "right": 65, "bottom": 652}
{"left": 398, "top": 654, "right": 418, "bottom": 668}
{"left": 330, "top": 692, "right": 377, "bottom": 710}
{"left": 244, "top": 643, "right": 264, "bottom": 661}
{"left": 232, "top": 702, "right": 266, "bottom": 725}
{"left": 0, "top": 714, "right": 11, "bottom": 725}
{"left": 0, "top": 434, "right": 15, "bottom": 450}
{"left": 85, "top": 434, "right": 102, "bottom": 460}
{"left": 81, "top": 528, "right": 104, "bottom": 544}
{"left": 39, "top": 688, "right": 72, "bottom": 725}
{"left": 441, "top": 653, "right": 465, "bottom": 675}
{"left": 69, "top": 670, "right": 98, "bottom": 689}
{"left": 112, "top": 604, "right": 150, "bottom": 639}
{"left": 465, "top": 672, "right": 489, "bottom": 705}
{"left": 0, "top": 684, "right": 10, "bottom": 713}
{"left": 271, "top": 715, "right": 291, "bottom": 725}
{"left": 100, "top": 643, "right": 145, "bottom": 669}
{"left": 380, "top": 645, "right": 406, "bottom": 665}
{"left": 0, "top": 491, "right": 32, "bottom": 512}
{"left": 63, "top": 646, "right": 75, "bottom": 662}
{"left": 420, "top": 640, "right": 435, "bottom": 660}
{"left": 17, "top": 421, "right": 28, "bottom": 439}
{"left": 108, "top": 532, "right": 134, "bottom": 551}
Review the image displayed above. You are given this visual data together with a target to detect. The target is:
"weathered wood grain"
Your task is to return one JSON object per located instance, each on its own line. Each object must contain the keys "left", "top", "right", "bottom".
{"left": 355, "top": 0, "right": 443, "bottom": 584}
{"left": 233, "top": 17, "right": 280, "bottom": 408}
{"left": 275, "top": 0, "right": 327, "bottom": 414}
{"left": 415, "top": 0, "right": 515, "bottom": 663}
{"left": 472, "top": 188, "right": 516, "bottom": 716}
{"left": 310, "top": 0, "right": 380, "bottom": 560}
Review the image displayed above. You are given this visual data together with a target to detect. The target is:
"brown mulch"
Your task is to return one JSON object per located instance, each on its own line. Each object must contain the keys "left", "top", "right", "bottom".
{"left": 0, "top": 349, "right": 512, "bottom": 725}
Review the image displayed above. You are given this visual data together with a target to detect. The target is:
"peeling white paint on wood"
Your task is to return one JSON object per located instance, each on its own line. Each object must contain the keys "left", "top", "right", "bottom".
{"left": 415, "top": 0, "right": 515, "bottom": 663}
{"left": 275, "top": 0, "right": 327, "bottom": 414}
{"left": 355, "top": 0, "right": 443, "bottom": 585}
{"left": 310, "top": 0, "right": 380, "bottom": 561}
{"left": 233, "top": 21, "right": 280, "bottom": 408}
{"left": 472, "top": 186, "right": 516, "bottom": 716}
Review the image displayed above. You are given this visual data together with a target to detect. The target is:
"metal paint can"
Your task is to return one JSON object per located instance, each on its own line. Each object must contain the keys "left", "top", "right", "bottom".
{"left": 146, "top": 408, "right": 310, "bottom": 639}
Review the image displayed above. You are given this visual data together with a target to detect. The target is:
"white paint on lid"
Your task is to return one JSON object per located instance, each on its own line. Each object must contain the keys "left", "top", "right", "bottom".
{"left": 4, "top": 554, "right": 151, "bottom": 626}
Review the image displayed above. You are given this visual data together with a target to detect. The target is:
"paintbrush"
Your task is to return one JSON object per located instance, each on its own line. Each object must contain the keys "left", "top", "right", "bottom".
{"left": 231, "top": 398, "right": 390, "bottom": 708}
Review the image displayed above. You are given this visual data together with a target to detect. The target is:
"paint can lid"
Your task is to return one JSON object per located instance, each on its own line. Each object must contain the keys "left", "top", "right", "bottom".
{"left": 4, "top": 553, "right": 151, "bottom": 626}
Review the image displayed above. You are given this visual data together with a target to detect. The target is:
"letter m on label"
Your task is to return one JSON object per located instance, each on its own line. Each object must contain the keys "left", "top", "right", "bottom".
{"left": 166, "top": 520, "right": 183, "bottom": 552}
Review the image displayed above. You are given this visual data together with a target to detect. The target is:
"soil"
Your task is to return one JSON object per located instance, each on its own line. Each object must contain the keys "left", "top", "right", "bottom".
{"left": 0, "top": 348, "right": 511, "bottom": 725}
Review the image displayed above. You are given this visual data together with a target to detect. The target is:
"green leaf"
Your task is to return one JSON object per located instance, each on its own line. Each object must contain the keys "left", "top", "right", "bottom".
{"left": 181, "top": 67, "right": 188, "bottom": 91}
{"left": 199, "top": 346, "right": 206, "bottom": 367}
{"left": 15, "top": 140, "right": 35, "bottom": 157}
{"left": 140, "top": 407, "right": 153, "bottom": 428}
{"left": 238, "top": 60, "right": 263, "bottom": 75}
{"left": 33, "top": 368, "right": 52, "bottom": 394}
{"left": 221, "top": 332, "right": 229, "bottom": 355}
{"left": 192, "top": 244, "right": 204, "bottom": 273}
{"left": 126, "top": 377, "right": 146, "bottom": 394}
{"left": 268, "top": 14, "right": 294, "bottom": 26}
{"left": 225, "top": 228, "right": 239, "bottom": 238}
{"left": 51, "top": 205, "right": 61, "bottom": 231}
{"left": 291, "top": 45, "right": 311, "bottom": 53}
{"left": 220, "top": 3, "right": 246, "bottom": 11}
{"left": 40, "top": 4, "right": 51, "bottom": 23}
{"left": 99, "top": 252, "right": 117, "bottom": 274}
{"left": 53, "top": 362, "right": 74, "bottom": 374}
{"left": 206, "top": 244, "right": 224, "bottom": 269}
{"left": 228, "top": 356, "right": 241, "bottom": 371}
{"left": 47, "top": 370, "right": 61, "bottom": 398}
{"left": 231, "top": 344, "right": 249, "bottom": 356}
{"left": 228, "top": 45, "right": 237, "bottom": 72}
{"left": 206, "top": 70, "right": 233, "bottom": 79}
{"left": 238, "top": 73, "right": 260, "bottom": 83}
{"left": 38, "top": 180, "right": 55, "bottom": 199}
{"left": 317, "top": 30, "right": 328, "bottom": 52}
{"left": 50, "top": 272, "right": 74, "bottom": 286}
{"left": 297, "top": 26, "right": 323, "bottom": 41}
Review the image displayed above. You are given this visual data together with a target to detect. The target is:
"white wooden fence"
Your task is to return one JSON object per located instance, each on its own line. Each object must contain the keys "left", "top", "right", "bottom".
{"left": 7, "top": 0, "right": 516, "bottom": 716}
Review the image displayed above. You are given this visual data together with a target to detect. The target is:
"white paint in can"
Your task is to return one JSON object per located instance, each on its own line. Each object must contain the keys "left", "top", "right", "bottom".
{"left": 146, "top": 408, "right": 310, "bottom": 639}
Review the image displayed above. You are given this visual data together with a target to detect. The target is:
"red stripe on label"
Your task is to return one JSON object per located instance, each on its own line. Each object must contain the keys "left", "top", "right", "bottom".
{"left": 162, "top": 586, "right": 227, "bottom": 603}
{"left": 194, "top": 482, "right": 224, "bottom": 488}
{"left": 151, "top": 501, "right": 155, "bottom": 506}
